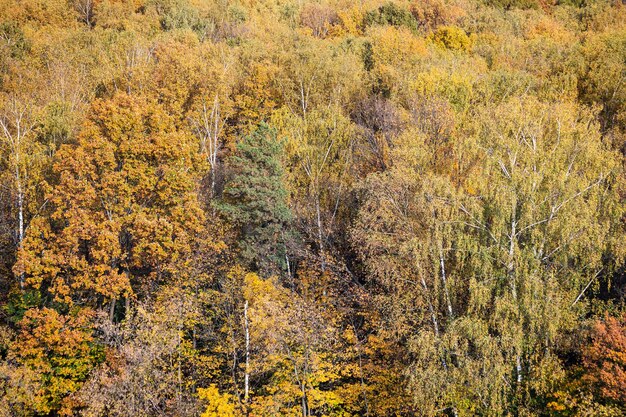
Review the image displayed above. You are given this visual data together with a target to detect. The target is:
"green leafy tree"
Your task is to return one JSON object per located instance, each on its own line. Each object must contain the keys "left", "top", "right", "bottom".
{"left": 219, "top": 123, "right": 293, "bottom": 277}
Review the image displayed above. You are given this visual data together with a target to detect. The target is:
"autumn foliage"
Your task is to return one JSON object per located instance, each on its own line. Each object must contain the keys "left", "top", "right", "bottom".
{"left": 0, "top": 0, "right": 625, "bottom": 416}
{"left": 583, "top": 314, "right": 626, "bottom": 405}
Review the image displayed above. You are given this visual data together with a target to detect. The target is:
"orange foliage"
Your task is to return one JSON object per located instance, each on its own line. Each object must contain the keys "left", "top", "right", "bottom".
{"left": 9, "top": 308, "right": 99, "bottom": 415}
{"left": 583, "top": 314, "right": 626, "bottom": 405}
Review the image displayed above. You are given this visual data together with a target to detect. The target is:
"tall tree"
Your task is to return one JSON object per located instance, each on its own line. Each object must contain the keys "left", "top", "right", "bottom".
{"left": 219, "top": 123, "right": 293, "bottom": 277}
{"left": 0, "top": 87, "right": 44, "bottom": 290}
{"left": 15, "top": 92, "right": 205, "bottom": 312}
{"left": 352, "top": 97, "right": 624, "bottom": 415}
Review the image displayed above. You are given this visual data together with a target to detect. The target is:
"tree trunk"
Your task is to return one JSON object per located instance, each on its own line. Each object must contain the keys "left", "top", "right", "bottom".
{"left": 301, "top": 380, "right": 308, "bottom": 417}
{"left": 109, "top": 298, "right": 116, "bottom": 321}
{"left": 244, "top": 300, "right": 250, "bottom": 403}
{"left": 439, "top": 245, "right": 453, "bottom": 318}
{"left": 420, "top": 275, "right": 440, "bottom": 337}
{"left": 315, "top": 196, "right": 325, "bottom": 272}
{"left": 15, "top": 156, "right": 25, "bottom": 289}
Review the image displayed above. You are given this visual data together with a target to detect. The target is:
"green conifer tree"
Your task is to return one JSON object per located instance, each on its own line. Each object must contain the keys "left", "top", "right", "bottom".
{"left": 219, "top": 123, "right": 293, "bottom": 277}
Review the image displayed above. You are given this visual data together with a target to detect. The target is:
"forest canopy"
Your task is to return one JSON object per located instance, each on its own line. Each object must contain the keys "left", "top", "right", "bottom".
{"left": 0, "top": 0, "right": 625, "bottom": 416}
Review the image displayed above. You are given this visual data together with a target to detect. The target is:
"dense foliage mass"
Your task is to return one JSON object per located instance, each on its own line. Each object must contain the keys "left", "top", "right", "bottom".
{"left": 0, "top": 0, "right": 625, "bottom": 416}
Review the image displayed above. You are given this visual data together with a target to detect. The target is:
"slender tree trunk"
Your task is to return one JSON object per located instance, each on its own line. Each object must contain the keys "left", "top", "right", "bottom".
{"left": 109, "top": 298, "right": 116, "bottom": 321}
{"left": 315, "top": 196, "right": 325, "bottom": 272}
{"left": 208, "top": 96, "right": 219, "bottom": 200}
{"left": 420, "top": 275, "right": 440, "bottom": 337}
{"left": 301, "top": 380, "right": 307, "bottom": 417}
{"left": 243, "top": 300, "right": 250, "bottom": 403}
{"left": 193, "top": 286, "right": 198, "bottom": 350}
{"left": 439, "top": 244, "right": 453, "bottom": 318}
{"left": 419, "top": 271, "right": 448, "bottom": 370}
{"left": 291, "top": 356, "right": 308, "bottom": 417}
{"left": 16, "top": 169, "right": 24, "bottom": 289}
{"left": 0, "top": 99, "right": 36, "bottom": 290}
{"left": 192, "top": 95, "right": 223, "bottom": 206}
{"left": 285, "top": 253, "right": 292, "bottom": 281}
{"left": 508, "top": 204, "right": 518, "bottom": 301}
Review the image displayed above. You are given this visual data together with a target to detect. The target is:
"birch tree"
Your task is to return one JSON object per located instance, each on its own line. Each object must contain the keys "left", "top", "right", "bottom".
{"left": 0, "top": 91, "right": 43, "bottom": 290}
{"left": 454, "top": 97, "right": 623, "bottom": 413}
{"left": 273, "top": 106, "right": 355, "bottom": 271}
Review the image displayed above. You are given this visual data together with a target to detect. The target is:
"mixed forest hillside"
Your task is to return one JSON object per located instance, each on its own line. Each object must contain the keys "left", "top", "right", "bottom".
{"left": 0, "top": 0, "right": 625, "bottom": 415}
